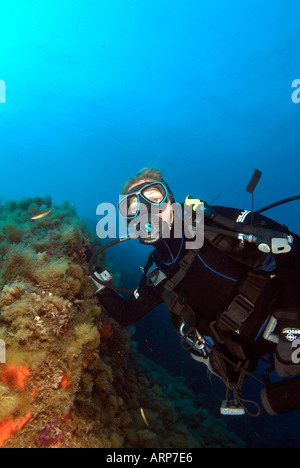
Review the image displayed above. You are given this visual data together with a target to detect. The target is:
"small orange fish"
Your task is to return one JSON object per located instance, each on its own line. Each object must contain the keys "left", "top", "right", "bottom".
{"left": 140, "top": 407, "right": 150, "bottom": 428}
{"left": 31, "top": 208, "right": 52, "bottom": 220}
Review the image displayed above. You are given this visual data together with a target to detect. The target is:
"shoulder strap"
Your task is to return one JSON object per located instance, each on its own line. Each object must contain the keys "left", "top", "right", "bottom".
{"left": 160, "top": 248, "right": 200, "bottom": 346}
{"left": 161, "top": 248, "right": 199, "bottom": 294}
{"left": 142, "top": 247, "right": 201, "bottom": 348}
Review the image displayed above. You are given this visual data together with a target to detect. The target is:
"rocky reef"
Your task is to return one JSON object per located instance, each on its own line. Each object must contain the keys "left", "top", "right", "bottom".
{"left": 0, "top": 196, "right": 244, "bottom": 448}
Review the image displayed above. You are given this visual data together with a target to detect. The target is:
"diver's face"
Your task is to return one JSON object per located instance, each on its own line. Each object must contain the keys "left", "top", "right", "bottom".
{"left": 118, "top": 180, "right": 174, "bottom": 244}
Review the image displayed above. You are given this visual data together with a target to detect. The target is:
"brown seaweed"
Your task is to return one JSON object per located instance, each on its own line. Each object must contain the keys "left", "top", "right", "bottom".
{"left": 0, "top": 196, "right": 244, "bottom": 448}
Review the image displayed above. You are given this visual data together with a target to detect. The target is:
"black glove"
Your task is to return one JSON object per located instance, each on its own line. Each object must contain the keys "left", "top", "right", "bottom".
{"left": 274, "top": 308, "right": 300, "bottom": 377}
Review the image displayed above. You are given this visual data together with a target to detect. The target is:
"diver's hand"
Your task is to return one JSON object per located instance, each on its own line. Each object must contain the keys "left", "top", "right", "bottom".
{"left": 90, "top": 270, "right": 113, "bottom": 295}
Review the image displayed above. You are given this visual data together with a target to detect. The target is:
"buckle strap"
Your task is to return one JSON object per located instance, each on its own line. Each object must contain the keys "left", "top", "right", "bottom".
{"left": 218, "top": 313, "right": 240, "bottom": 333}
{"left": 179, "top": 249, "right": 199, "bottom": 270}
{"left": 224, "top": 271, "right": 270, "bottom": 329}
{"left": 227, "top": 293, "right": 255, "bottom": 325}
{"left": 211, "top": 271, "right": 271, "bottom": 358}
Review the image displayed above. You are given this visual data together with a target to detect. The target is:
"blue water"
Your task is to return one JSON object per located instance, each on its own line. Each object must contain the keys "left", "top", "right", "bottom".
{"left": 1, "top": 0, "right": 300, "bottom": 448}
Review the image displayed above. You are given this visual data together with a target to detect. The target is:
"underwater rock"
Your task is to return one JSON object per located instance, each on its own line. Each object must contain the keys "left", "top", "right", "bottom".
{"left": 0, "top": 197, "right": 244, "bottom": 448}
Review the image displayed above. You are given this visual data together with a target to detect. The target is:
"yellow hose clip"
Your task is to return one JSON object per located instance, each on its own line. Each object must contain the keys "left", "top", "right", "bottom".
{"left": 185, "top": 195, "right": 204, "bottom": 212}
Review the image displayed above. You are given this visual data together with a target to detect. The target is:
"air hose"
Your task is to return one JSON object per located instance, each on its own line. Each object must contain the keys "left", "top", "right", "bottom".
{"left": 89, "top": 235, "right": 134, "bottom": 294}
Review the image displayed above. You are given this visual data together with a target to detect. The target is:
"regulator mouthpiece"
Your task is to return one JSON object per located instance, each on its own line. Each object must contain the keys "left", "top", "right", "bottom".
{"left": 128, "top": 213, "right": 171, "bottom": 245}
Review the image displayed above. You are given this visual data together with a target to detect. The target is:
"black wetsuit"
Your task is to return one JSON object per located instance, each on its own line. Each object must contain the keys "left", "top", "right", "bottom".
{"left": 98, "top": 205, "right": 300, "bottom": 382}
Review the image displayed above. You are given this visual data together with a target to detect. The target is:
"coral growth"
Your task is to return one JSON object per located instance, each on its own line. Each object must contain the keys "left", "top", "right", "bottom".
{"left": 0, "top": 196, "right": 244, "bottom": 448}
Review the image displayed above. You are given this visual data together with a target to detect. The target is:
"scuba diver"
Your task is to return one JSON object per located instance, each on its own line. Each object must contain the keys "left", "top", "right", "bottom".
{"left": 89, "top": 168, "right": 300, "bottom": 417}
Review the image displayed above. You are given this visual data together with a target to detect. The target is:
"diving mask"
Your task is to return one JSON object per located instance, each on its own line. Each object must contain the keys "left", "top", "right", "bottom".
{"left": 118, "top": 182, "right": 169, "bottom": 219}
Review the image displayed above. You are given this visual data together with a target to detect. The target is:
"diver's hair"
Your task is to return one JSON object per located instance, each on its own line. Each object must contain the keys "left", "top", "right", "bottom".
{"left": 122, "top": 168, "right": 163, "bottom": 194}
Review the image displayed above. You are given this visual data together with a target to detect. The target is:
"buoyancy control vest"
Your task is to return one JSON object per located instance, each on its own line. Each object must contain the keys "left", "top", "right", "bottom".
{"left": 143, "top": 197, "right": 296, "bottom": 415}
{"left": 146, "top": 196, "right": 292, "bottom": 344}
